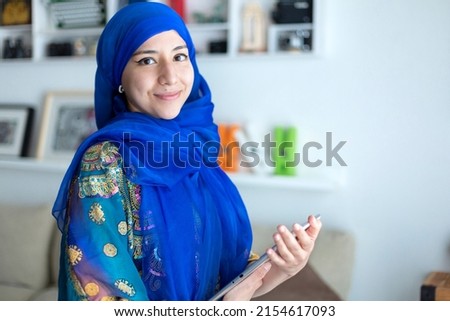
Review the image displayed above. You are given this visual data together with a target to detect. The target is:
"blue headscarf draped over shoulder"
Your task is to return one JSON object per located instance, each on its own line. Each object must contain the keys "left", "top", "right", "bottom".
{"left": 52, "top": 2, "right": 252, "bottom": 300}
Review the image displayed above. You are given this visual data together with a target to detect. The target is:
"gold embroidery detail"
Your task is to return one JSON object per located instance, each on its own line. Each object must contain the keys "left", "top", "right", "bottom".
{"left": 70, "top": 269, "right": 85, "bottom": 297}
{"left": 85, "top": 282, "right": 100, "bottom": 296}
{"left": 100, "top": 296, "right": 128, "bottom": 301}
{"left": 79, "top": 175, "right": 119, "bottom": 198}
{"left": 133, "top": 235, "right": 143, "bottom": 259}
{"left": 100, "top": 142, "right": 120, "bottom": 167}
{"left": 118, "top": 221, "right": 127, "bottom": 235}
{"left": 132, "top": 212, "right": 141, "bottom": 231}
{"left": 68, "top": 245, "right": 83, "bottom": 265}
{"left": 114, "top": 279, "right": 136, "bottom": 297}
{"left": 128, "top": 183, "right": 141, "bottom": 212}
{"left": 103, "top": 243, "right": 117, "bottom": 257}
{"left": 81, "top": 144, "right": 103, "bottom": 172}
{"left": 81, "top": 142, "right": 121, "bottom": 172}
{"left": 89, "top": 203, "right": 105, "bottom": 224}
{"left": 248, "top": 251, "right": 260, "bottom": 263}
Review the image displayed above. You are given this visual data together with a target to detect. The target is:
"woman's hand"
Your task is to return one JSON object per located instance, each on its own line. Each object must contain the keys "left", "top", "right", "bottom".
{"left": 222, "top": 215, "right": 322, "bottom": 300}
{"left": 268, "top": 214, "right": 322, "bottom": 276}
{"left": 253, "top": 214, "right": 322, "bottom": 297}
{"left": 222, "top": 262, "right": 272, "bottom": 301}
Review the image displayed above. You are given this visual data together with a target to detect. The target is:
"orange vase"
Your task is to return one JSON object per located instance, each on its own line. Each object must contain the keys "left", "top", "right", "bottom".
{"left": 218, "top": 123, "right": 241, "bottom": 172}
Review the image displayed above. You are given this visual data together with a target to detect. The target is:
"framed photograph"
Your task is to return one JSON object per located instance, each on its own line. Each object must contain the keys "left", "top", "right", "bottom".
{"left": 37, "top": 91, "right": 96, "bottom": 160}
{"left": 0, "top": 105, "right": 33, "bottom": 157}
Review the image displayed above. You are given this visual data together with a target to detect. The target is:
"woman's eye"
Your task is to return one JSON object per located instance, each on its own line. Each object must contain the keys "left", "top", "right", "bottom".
{"left": 174, "top": 53, "right": 188, "bottom": 62}
{"left": 137, "top": 57, "right": 156, "bottom": 65}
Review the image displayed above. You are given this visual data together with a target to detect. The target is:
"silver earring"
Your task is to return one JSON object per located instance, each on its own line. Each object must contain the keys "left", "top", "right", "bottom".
{"left": 118, "top": 85, "right": 124, "bottom": 94}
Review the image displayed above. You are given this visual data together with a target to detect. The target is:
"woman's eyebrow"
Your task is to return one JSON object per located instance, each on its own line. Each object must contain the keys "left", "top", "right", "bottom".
{"left": 173, "top": 45, "right": 188, "bottom": 51}
{"left": 133, "top": 45, "right": 188, "bottom": 56}
{"left": 133, "top": 49, "right": 157, "bottom": 56}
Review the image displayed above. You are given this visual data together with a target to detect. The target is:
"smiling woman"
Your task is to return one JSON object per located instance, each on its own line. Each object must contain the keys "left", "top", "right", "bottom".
{"left": 51, "top": 1, "right": 321, "bottom": 302}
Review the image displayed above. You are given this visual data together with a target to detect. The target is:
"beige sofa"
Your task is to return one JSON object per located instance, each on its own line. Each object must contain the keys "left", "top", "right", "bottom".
{"left": 0, "top": 203, "right": 355, "bottom": 301}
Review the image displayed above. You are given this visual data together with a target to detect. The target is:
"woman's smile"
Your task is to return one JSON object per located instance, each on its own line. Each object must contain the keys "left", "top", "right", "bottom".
{"left": 155, "top": 90, "right": 181, "bottom": 101}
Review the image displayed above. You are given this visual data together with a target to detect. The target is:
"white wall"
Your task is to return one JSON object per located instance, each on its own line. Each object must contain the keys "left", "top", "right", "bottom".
{"left": 1, "top": 0, "right": 450, "bottom": 300}
{"left": 205, "top": 0, "right": 450, "bottom": 300}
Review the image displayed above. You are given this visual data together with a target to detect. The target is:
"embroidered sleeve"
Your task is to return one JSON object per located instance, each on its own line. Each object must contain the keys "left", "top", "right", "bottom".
{"left": 61, "top": 141, "right": 147, "bottom": 301}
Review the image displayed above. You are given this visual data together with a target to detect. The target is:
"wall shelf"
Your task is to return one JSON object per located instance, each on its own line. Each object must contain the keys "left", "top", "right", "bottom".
{"left": 1, "top": 0, "right": 320, "bottom": 62}
{"left": 0, "top": 158, "right": 69, "bottom": 174}
{"left": 227, "top": 172, "right": 336, "bottom": 191}
{"left": 0, "top": 158, "right": 336, "bottom": 192}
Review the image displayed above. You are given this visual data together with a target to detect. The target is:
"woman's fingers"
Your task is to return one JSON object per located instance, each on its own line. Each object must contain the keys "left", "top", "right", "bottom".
{"left": 223, "top": 262, "right": 272, "bottom": 301}
{"left": 267, "top": 215, "right": 322, "bottom": 268}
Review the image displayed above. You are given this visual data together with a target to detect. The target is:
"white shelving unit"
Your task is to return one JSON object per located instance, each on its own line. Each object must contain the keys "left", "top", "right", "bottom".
{"left": 0, "top": 0, "right": 328, "bottom": 194}
{"left": 0, "top": 0, "right": 319, "bottom": 62}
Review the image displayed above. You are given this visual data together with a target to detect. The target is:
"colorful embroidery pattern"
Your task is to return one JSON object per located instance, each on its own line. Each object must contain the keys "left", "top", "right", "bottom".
{"left": 61, "top": 141, "right": 147, "bottom": 300}
{"left": 89, "top": 202, "right": 106, "bottom": 224}
{"left": 84, "top": 282, "right": 100, "bottom": 296}
{"left": 79, "top": 175, "right": 119, "bottom": 198}
{"left": 103, "top": 243, "right": 118, "bottom": 257}
{"left": 118, "top": 221, "right": 127, "bottom": 235}
{"left": 114, "top": 279, "right": 136, "bottom": 297}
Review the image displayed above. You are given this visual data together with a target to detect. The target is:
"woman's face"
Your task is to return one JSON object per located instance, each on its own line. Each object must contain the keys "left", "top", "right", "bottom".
{"left": 121, "top": 30, "right": 194, "bottom": 119}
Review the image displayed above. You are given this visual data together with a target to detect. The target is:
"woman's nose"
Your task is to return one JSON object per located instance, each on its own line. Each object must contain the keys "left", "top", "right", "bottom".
{"left": 158, "top": 61, "right": 177, "bottom": 86}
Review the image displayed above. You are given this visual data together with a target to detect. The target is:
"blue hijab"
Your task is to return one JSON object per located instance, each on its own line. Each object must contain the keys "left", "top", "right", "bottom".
{"left": 53, "top": 2, "right": 252, "bottom": 300}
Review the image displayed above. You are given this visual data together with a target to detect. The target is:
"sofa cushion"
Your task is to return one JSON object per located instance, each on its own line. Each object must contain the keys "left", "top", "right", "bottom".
{"left": 309, "top": 229, "right": 355, "bottom": 300}
{"left": 30, "top": 286, "right": 58, "bottom": 301}
{"left": 49, "top": 225, "right": 61, "bottom": 285}
{"left": 0, "top": 284, "right": 36, "bottom": 301}
{"left": 251, "top": 223, "right": 355, "bottom": 300}
{"left": 0, "top": 203, "right": 55, "bottom": 300}
{"left": 252, "top": 263, "right": 341, "bottom": 301}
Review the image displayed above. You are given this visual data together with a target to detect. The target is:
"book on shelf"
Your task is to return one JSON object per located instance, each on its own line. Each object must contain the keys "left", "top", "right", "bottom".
{"left": 44, "top": 0, "right": 106, "bottom": 29}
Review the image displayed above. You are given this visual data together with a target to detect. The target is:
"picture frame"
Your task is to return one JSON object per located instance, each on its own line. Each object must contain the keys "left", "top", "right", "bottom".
{"left": 0, "top": 105, "right": 34, "bottom": 157}
{"left": 0, "top": 0, "right": 32, "bottom": 26}
{"left": 37, "top": 91, "right": 96, "bottom": 161}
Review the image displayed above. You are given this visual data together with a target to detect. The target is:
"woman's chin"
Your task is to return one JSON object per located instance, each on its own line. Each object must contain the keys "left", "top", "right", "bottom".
{"left": 159, "top": 107, "right": 183, "bottom": 120}
{"left": 160, "top": 111, "right": 182, "bottom": 120}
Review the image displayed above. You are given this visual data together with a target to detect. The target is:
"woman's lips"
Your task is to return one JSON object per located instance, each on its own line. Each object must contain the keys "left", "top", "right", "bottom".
{"left": 155, "top": 91, "right": 181, "bottom": 101}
